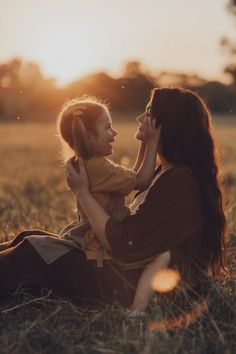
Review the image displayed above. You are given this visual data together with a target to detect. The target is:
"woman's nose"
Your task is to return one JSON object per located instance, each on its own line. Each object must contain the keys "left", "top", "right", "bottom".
{"left": 137, "top": 113, "right": 145, "bottom": 123}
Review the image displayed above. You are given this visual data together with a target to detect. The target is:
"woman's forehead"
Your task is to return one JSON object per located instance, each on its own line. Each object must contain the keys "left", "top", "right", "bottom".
{"left": 146, "top": 100, "right": 152, "bottom": 110}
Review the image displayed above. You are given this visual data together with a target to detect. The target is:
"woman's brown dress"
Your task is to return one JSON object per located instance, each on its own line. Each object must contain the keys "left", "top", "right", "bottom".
{"left": 0, "top": 166, "right": 208, "bottom": 306}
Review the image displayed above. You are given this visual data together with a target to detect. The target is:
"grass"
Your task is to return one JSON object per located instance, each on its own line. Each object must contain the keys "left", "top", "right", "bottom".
{"left": 0, "top": 118, "right": 236, "bottom": 354}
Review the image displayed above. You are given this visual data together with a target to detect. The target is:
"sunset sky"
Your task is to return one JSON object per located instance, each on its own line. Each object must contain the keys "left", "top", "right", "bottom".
{"left": 1, "top": 0, "right": 235, "bottom": 84}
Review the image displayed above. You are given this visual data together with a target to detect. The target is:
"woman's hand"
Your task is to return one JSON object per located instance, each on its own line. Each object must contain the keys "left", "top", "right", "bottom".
{"left": 66, "top": 157, "right": 111, "bottom": 250}
{"left": 65, "top": 157, "right": 89, "bottom": 197}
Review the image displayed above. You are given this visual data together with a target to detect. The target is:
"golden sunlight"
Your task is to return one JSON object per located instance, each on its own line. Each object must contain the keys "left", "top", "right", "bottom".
{"left": 1, "top": 0, "right": 234, "bottom": 85}
{"left": 38, "top": 31, "right": 100, "bottom": 84}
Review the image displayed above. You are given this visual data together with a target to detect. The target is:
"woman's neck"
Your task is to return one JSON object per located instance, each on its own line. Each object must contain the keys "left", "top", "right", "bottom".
{"left": 158, "top": 154, "right": 173, "bottom": 171}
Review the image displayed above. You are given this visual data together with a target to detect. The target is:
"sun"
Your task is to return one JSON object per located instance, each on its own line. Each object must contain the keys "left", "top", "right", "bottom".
{"left": 37, "top": 33, "right": 96, "bottom": 84}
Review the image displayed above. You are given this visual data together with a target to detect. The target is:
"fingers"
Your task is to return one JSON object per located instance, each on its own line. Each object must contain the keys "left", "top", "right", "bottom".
{"left": 78, "top": 158, "right": 85, "bottom": 175}
{"left": 66, "top": 157, "right": 78, "bottom": 177}
{"left": 146, "top": 116, "right": 152, "bottom": 131}
{"left": 66, "top": 156, "right": 76, "bottom": 167}
{"left": 66, "top": 157, "right": 85, "bottom": 176}
{"left": 151, "top": 118, "right": 156, "bottom": 129}
{"left": 142, "top": 116, "right": 149, "bottom": 132}
{"left": 143, "top": 116, "right": 155, "bottom": 132}
{"left": 79, "top": 157, "right": 85, "bottom": 168}
{"left": 65, "top": 164, "right": 75, "bottom": 180}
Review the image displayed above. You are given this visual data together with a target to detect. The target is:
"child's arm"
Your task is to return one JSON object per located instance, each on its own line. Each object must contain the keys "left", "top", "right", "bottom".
{"left": 131, "top": 251, "right": 171, "bottom": 311}
{"left": 132, "top": 141, "right": 147, "bottom": 173}
{"left": 134, "top": 118, "right": 161, "bottom": 190}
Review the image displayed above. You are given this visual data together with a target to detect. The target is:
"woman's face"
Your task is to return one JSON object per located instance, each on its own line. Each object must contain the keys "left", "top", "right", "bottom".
{"left": 91, "top": 110, "right": 117, "bottom": 156}
{"left": 135, "top": 101, "right": 153, "bottom": 140}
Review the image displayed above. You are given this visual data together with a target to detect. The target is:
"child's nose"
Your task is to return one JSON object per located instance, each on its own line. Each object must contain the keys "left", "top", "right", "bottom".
{"left": 112, "top": 129, "right": 117, "bottom": 137}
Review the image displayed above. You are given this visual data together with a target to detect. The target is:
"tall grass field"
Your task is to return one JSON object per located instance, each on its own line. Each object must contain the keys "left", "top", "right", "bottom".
{"left": 0, "top": 117, "right": 236, "bottom": 354}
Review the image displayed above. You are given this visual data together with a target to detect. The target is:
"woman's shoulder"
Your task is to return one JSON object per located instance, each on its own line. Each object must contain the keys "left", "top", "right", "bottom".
{"left": 161, "top": 164, "right": 198, "bottom": 183}
{"left": 166, "top": 164, "right": 195, "bottom": 176}
{"left": 152, "top": 164, "right": 201, "bottom": 196}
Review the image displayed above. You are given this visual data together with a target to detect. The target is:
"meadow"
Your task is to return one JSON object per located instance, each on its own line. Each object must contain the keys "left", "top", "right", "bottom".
{"left": 0, "top": 118, "right": 236, "bottom": 354}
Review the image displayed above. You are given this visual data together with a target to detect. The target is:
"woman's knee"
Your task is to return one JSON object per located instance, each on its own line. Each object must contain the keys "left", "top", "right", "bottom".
{"left": 0, "top": 241, "right": 12, "bottom": 252}
{"left": 10, "top": 229, "right": 50, "bottom": 247}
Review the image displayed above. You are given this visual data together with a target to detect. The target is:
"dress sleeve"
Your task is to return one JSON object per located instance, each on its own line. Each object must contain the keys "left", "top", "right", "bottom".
{"left": 86, "top": 157, "right": 136, "bottom": 196}
{"left": 105, "top": 168, "right": 204, "bottom": 262}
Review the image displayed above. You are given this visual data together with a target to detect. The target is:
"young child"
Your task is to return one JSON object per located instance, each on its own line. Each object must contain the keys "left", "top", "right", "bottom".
{"left": 58, "top": 96, "right": 170, "bottom": 310}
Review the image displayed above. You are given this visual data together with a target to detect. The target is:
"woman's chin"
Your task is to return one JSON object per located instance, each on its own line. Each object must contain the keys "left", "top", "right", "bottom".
{"left": 104, "top": 148, "right": 113, "bottom": 156}
{"left": 135, "top": 130, "right": 145, "bottom": 141}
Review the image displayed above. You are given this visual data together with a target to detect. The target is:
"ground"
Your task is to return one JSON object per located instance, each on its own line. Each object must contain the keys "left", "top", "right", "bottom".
{"left": 0, "top": 118, "right": 235, "bottom": 354}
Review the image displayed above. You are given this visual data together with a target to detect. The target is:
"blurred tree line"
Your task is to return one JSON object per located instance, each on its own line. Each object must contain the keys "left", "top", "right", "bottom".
{"left": 1, "top": 0, "right": 236, "bottom": 122}
{"left": 0, "top": 58, "right": 235, "bottom": 122}
{"left": 221, "top": 0, "right": 236, "bottom": 87}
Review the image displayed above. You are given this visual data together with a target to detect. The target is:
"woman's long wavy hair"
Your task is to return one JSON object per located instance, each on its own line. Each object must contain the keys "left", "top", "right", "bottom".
{"left": 150, "top": 87, "right": 227, "bottom": 276}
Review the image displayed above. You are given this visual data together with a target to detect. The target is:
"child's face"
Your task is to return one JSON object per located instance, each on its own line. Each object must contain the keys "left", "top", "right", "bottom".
{"left": 92, "top": 110, "right": 117, "bottom": 156}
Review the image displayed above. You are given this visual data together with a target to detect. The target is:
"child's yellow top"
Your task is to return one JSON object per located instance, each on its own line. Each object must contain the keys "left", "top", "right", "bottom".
{"left": 81, "top": 156, "right": 136, "bottom": 260}
{"left": 27, "top": 156, "right": 136, "bottom": 265}
{"left": 62, "top": 156, "right": 136, "bottom": 261}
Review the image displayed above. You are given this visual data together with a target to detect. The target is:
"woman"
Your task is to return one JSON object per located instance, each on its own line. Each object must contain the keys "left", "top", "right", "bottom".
{"left": 65, "top": 87, "right": 227, "bottom": 300}
{"left": 0, "top": 87, "right": 226, "bottom": 308}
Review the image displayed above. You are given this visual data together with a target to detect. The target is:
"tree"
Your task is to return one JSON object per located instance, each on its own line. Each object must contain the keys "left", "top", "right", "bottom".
{"left": 221, "top": 0, "right": 236, "bottom": 85}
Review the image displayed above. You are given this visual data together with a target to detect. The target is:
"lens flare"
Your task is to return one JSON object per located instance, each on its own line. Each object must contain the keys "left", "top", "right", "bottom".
{"left": 148, "top": 300, "right": 208, "bottom": 331}
{"left": 151, "top": 268, "right": 180, "bottom": 293}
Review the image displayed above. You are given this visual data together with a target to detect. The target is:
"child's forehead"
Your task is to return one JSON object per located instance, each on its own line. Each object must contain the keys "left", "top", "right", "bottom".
{"left": 99, "top": 110, "right": 112, "bottom": 124}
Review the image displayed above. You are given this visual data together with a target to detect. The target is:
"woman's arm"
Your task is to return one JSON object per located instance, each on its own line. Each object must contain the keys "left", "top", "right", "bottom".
{"left": 66, "top": 158, "right": 111, "bottom": 251}
{"left": 66, "top": 161, "right": 202, "bottom": 263}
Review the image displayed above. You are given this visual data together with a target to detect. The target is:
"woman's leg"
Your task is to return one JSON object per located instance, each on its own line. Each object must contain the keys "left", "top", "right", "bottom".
{"left": 0, "top": 229, "right": 60, "bottom": 253}
{"left": 95, "top": 261, "right": 142, "bottom": 307}
{"left": 0, "top": 241, "right": 12, "bottom": 252}
{"left": 0, "top": 239, "right": 101, "bottom": 299}
{"left": 9, "top": 229, "right": 59, "bottom": 247}
{"left": 0, "top": 238, "right": 145, "bottom": 306}
{"left": 0, "top": 240, "right": 51, "bottom": 297}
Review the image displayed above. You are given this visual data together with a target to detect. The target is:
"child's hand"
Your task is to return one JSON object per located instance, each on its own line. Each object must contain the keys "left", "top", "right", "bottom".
{"left": 142, "top": 117, "right": 161, "bottom": 144}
